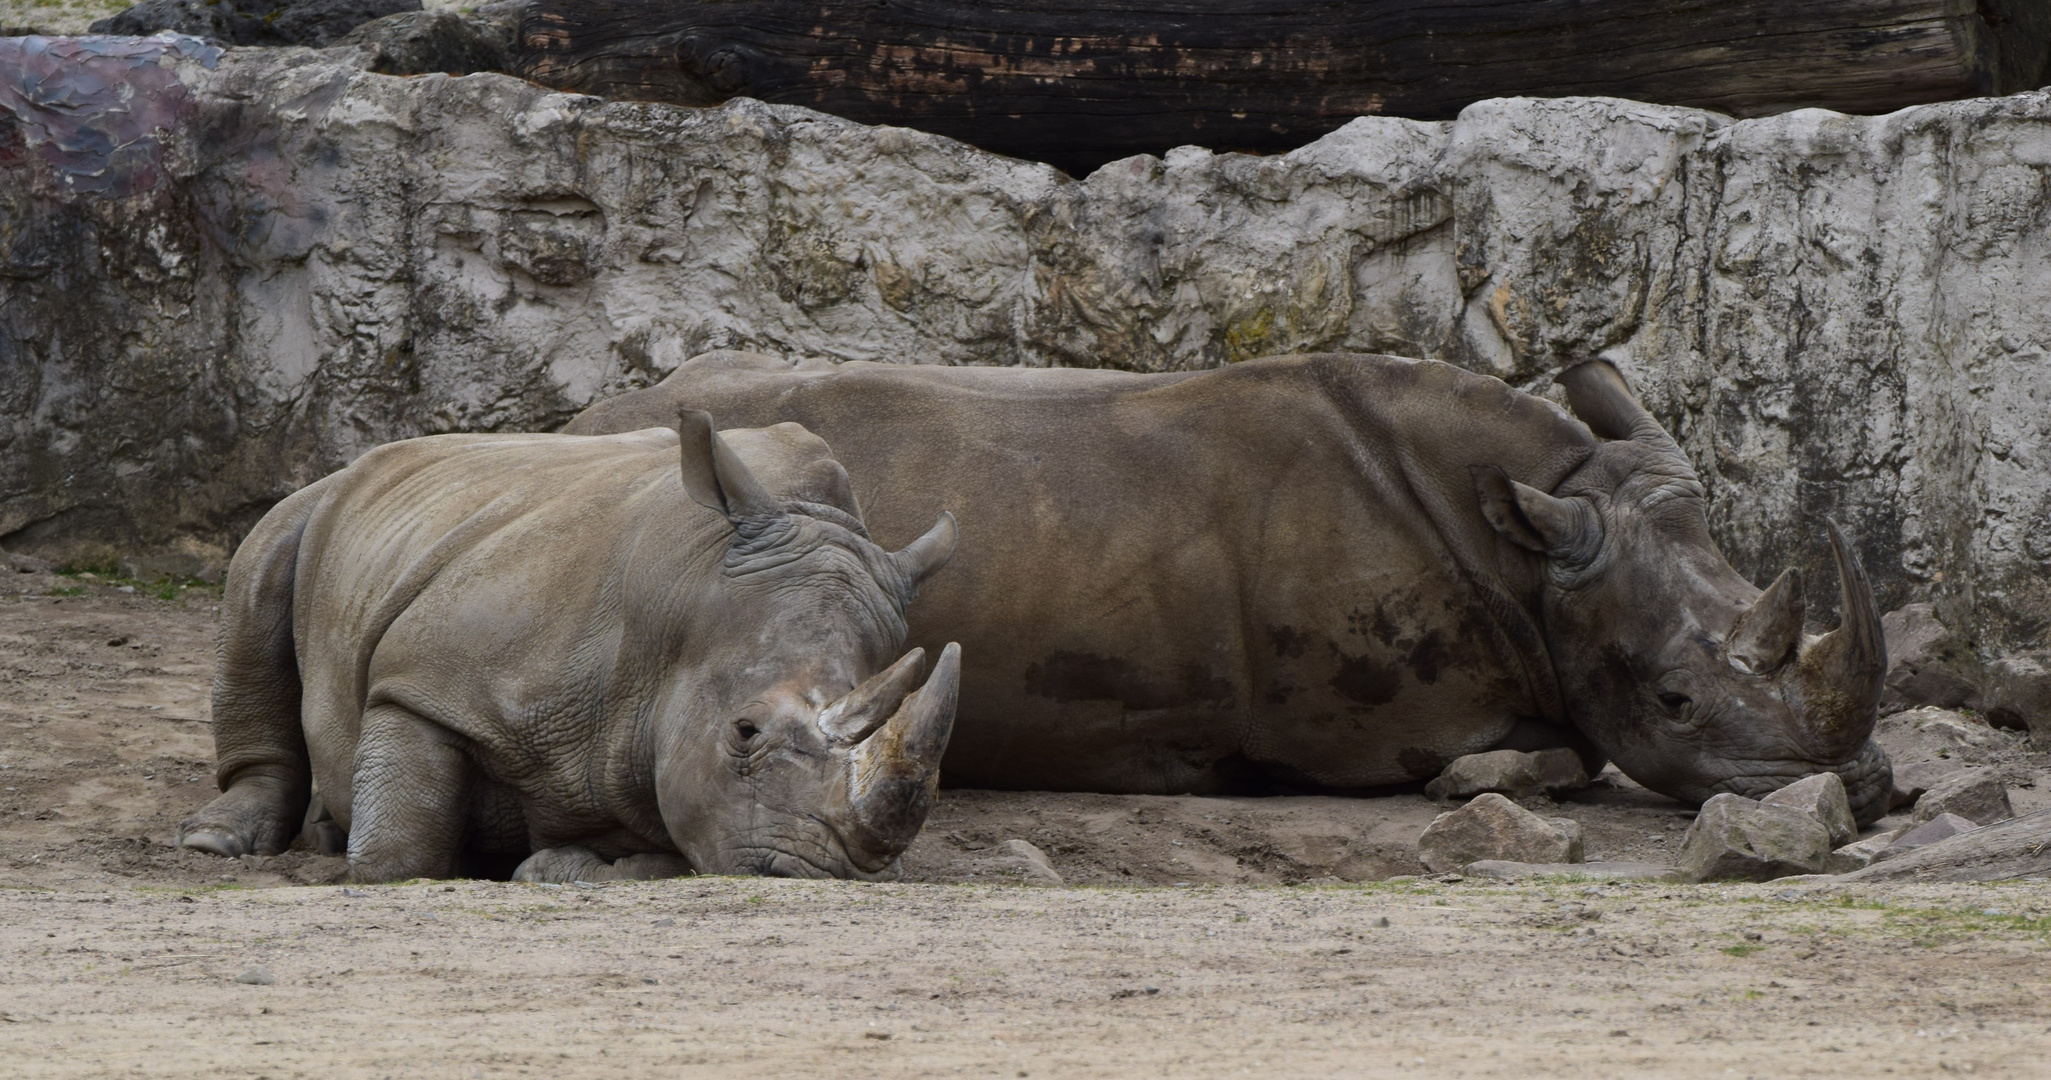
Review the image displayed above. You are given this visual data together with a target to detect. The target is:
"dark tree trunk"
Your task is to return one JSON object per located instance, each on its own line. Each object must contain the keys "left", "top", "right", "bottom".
{"left": 510, "top": 0, "right": 2051, "bottom": 176}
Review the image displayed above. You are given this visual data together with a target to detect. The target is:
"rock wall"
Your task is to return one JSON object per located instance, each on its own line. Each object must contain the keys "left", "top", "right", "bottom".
{"left": 2, "top": 36, "right": 2047, "bottom": 659}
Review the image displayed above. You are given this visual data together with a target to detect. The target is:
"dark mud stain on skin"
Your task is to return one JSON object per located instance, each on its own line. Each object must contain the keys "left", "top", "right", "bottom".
{"left": 1268, "top": 626, "right": 1310, "bottom": 659}
{"left": 1025, "top": 651, "right": 1234, "bottom": 710}
{"left": 1406, "top": 630, "right": 1451, "bottom": 685}
{"left": 1328, "top": 651, "right": 1401, "bottom": 706}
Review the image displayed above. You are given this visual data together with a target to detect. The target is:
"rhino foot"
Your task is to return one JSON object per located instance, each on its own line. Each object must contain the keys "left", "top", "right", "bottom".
{"left": 513, "top": 845, "right": 694, "bottom": 883}
{"left": 177, "top": 766, "right": 304, "bottom": 859}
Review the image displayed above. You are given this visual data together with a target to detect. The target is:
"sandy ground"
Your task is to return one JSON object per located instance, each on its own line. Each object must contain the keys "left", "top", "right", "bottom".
{"left": 2, "top": 583, "right": 2049, "bottom": 1076}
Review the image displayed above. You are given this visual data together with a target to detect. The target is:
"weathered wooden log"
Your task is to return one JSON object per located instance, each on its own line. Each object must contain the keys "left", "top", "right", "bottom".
{"left": 510, "top": 0, "right": 2051, "bottom": 174}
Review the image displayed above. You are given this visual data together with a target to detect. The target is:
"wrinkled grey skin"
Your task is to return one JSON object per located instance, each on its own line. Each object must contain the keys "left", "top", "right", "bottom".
{"left": 177, "top": 415, "right": 962, "bottom": 882}
{"left": 567, "top": 352, "right": 1892, "bottom": 825}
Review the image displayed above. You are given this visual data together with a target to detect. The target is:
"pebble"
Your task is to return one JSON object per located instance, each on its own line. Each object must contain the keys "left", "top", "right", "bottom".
{"left": 234, "top": 966, "right": 275, "bottom": 986}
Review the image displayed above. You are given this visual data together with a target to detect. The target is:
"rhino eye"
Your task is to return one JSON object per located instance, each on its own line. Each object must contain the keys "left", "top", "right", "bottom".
{"left": 1657, "top": 692, "right": 1691, "bottom": 713}
{"left": 734, "top": 719, "right": 761, "bottom": 741}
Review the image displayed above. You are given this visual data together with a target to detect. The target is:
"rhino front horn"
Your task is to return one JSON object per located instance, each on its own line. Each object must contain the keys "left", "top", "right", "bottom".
{"left": 847, "top": 642, "right": 961, "bottom": 858}
{"left": 1791, "top": 521, "right": 1887, "bottom": 755}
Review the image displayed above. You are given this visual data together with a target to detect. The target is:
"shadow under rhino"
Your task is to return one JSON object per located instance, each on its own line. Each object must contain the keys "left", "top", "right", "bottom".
{"left": 177, "top": 412, "right": 963, "bottom": 883}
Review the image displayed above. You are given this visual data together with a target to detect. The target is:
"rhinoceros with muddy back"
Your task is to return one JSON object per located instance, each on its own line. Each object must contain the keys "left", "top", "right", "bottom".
{"left": 178, "top": 413, "right": 962, "bottom": 882}
{"left": 567, "top": 352, "right": 1893, "bottom": 824}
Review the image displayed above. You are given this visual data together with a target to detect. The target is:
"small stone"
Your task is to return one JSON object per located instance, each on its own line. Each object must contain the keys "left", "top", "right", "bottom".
{"left": 1424, "top": 748, "right": 1590, "bottom": 802}
{"left": 1676, "top": 793, "right": 1832, "bottom": 883}
{"left": 3, "top": 550, "right": 54, "bottom": 574}
{"left": 1824, "top": 830, "right": 1903, "bottom": 873}
{"left": 992, "top": 838, "right": 1063, "bottom": 886}
{"left": 1982, "top": 650, "right": 2051, "bottom": 739}
{"left": 1415, "top": 792, "right": 1584, "bottom": 872}
{"left": 234, "top": 966, "right": 276, "bottom": 985}
{"left": 1760, "top": 772, "right": 1857, "bottom": 847}
{"left": 1874, "top": 813, "right": 1979, "bottom": 861}
{"left": 1913, "top": 769, "right": 2013, "bottom": 826}
{"left": 1529, "top": 748, "right": 1593, "bottom": 795}
{"left": 1371, "top": 916, "right": 1390, "bottom": 928}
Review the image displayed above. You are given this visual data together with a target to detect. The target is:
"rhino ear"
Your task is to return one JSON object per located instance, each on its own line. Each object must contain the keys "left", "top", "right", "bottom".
{"left": 1472, "top": 465, "right": 1600, "bottom": 560}
{"left": 676, "top": 409, "right": 781, "bottom": 522}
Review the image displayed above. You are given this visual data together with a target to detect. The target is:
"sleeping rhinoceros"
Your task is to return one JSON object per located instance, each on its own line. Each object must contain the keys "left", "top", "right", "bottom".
{"left": 177, "top": 413, "right": 961, "bottom": 882}
{"left": 564, "top": 351, "right": 1894, "bottom": 824}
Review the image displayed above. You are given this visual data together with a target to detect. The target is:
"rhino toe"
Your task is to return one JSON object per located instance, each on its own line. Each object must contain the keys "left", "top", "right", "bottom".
{"left": 176, "top": 826, "right": 250, "bottom": 858}
{"left": 512, "top": 845, "right": 612, "bottom": 883}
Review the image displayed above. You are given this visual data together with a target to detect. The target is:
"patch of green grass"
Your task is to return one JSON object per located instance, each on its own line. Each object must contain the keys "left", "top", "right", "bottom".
{"left": 47, "top": 585, "right": 85, "bottom": 596}
{"left": 1720, "top": 944, "right": 1761, "bottom": 957}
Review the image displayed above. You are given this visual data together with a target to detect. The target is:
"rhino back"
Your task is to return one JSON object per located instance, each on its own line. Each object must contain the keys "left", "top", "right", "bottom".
{"left": 288, "top": 430, "right": 734, "bottom": 844}
{"left": 571, "top": 353, "right": 1596, "bottom": 793}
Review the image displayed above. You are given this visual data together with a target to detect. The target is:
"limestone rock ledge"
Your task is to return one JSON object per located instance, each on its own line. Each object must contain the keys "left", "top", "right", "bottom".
{"left": 1, "top": 37, "right": 2046, "bottom": 657}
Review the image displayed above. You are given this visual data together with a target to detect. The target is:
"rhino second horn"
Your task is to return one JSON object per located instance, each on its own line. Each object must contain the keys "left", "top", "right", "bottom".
{"left": 891, "top": 511, "right": 958, "bottom": 588}
{"left": 675, "top": 408, "right": 782, "bottom": 522}
{"left": 1792, "top": 521, "right": 1887, "bottom": 754}
{"left": 1553, "top": 359, "right": 1685, "bottom": 462}
{"left": 848, "top": 642, "right": 962, "bottom": 857}
{"left": 818, "top": 648, "right": 926, "bottom": 746}
{"left": 1728, "top": 567, "right": 1804, "bottom": 675}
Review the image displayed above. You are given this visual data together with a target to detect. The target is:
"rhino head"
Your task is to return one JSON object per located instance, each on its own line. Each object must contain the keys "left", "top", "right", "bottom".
{"left": 655, "top": 410, "right": 962, "bottom": 878}
{"left": 1474, "top": 361, "right": 1891, "bottom": 824}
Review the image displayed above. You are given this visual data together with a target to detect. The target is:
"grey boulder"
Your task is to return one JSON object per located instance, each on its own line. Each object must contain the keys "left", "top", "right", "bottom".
{"left": 1760, "top": 772, "right": 1858, "bottom": 848}
{"left": 1878, "top": 604, "right": 1979, "bottom": 713}
{"left": 1873, "top": 707, "right": 2020, "bottom": 808}
{"left": 1416, "top": 793, "right": 1584, "bottom": 873}
{"left": 1424, "top": 748, "right": 1590, "bottom": 802}
{"left": 1982, "top": 651, "right": 2051, "bottom": 742}
{"left": 1676, "top": 793, "right": 1832, "bottom": 883}
{"left": 1912, "top": 769, "right": 2014, "bottom": 826}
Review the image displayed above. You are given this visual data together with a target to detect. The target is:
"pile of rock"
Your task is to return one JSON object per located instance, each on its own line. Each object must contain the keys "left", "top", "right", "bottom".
{"left": 1676, "top": 766, "right": 2025, "bottom": 882}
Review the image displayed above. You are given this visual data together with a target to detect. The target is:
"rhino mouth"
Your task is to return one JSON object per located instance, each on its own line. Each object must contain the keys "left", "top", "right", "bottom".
{"left": 720, "top": 814, "right": 903, "bottom": 880}
{"left": 1706, "top": 739, "right": 1893, "bottom": 826}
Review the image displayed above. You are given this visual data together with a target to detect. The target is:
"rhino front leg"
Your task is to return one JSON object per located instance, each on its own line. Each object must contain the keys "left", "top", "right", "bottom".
{"left": 346, "top": 703, "right": 473, "bottom": 883}
{"left": 512, "top": 846, "right": 694, "bottom": 883}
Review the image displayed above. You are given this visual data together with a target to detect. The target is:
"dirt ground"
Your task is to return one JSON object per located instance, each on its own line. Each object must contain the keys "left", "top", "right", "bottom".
{"left": 3, "top": 583, "right": 2049, "bottom": 1077}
